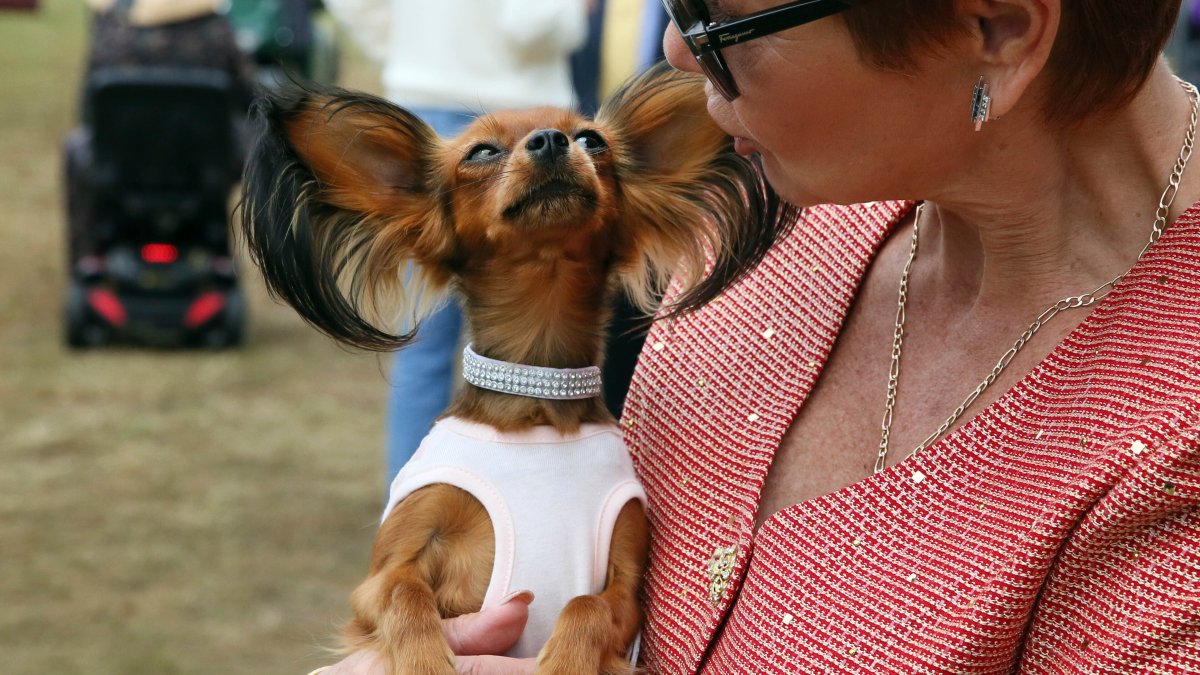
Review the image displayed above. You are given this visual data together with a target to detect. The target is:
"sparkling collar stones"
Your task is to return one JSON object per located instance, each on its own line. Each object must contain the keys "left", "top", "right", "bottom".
{"left": 462, "top": 343, "right": 603, "bottom": 400}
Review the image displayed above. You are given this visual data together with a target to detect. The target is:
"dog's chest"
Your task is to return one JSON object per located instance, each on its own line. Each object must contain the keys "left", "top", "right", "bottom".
{"left": 383, "top": 417, "right": 646, "bottom": 657}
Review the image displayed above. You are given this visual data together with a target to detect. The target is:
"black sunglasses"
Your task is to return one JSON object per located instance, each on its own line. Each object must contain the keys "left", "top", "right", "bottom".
{"left": 661, "top": 0, "right": 851, "bottom": 100}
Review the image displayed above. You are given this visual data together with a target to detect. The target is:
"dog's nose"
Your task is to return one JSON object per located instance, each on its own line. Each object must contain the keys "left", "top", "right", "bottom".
{"left": 525, "top": 129, "right": 570, "bottom": 164}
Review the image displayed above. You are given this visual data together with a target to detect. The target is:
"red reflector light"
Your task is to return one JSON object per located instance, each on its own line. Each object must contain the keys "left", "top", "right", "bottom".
{"left": 141, "top": 243, "right": 179, "bottom": 264}
{"left": 184, "top": 292, "right": 226, "bottom": 328}
{"left": 87, "top": 288, "right": 127, "bottom": 326}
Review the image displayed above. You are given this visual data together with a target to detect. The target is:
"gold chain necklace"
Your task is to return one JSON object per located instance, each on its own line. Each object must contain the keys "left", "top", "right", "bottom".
{"left": 875, "top": 79, "right": 1200, "bottom": 475}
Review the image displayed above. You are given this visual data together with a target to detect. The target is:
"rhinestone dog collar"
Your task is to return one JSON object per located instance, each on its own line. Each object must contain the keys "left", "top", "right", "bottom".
{"left": 462, "top": 343, "right": 603, "bottom": 400}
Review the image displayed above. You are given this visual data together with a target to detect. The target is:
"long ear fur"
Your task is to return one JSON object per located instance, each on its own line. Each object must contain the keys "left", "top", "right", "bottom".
{"left": 239, "top": 85, "right": 455, "bottom": 350}
{"left": 596, "top": 62, "right": 797, "bottom": 317}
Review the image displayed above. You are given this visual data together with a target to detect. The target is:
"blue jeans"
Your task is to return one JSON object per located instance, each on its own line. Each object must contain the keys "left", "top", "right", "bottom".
{"left": 384, "top": 107, "right": 475, "bottom": 485}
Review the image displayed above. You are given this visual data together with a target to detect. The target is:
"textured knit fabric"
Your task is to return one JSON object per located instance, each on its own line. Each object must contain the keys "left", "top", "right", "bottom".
{"left": 621, "top": 201, "right": 1200, "bottom": 673}
{"left": 384, "top": 417, "right": 646, "bottom": 659}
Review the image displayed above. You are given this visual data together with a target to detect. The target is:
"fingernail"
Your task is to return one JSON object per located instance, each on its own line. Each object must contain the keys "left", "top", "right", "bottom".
{"left": 499, "top": 589, "right": 534, "bottom": 605}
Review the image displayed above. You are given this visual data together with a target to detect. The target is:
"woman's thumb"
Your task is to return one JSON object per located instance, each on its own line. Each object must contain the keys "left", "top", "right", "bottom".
{"left": 442, "top": 591, "right": 533, "bottom": 656}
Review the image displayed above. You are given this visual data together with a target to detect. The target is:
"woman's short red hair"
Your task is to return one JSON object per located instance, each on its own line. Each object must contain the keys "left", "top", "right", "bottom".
{"left": 843, "top": 0, "right": 1183, "bottom": 124}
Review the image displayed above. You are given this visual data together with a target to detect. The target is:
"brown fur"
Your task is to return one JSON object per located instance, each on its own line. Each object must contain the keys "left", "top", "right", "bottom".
{"left": 240, "top": 62, "right": 776, "bottom": 673}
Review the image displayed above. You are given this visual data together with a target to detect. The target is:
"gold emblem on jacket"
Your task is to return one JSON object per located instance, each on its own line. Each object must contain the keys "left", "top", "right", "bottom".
{"left": 707, "top": 545, "right": 737, "bottom": 605}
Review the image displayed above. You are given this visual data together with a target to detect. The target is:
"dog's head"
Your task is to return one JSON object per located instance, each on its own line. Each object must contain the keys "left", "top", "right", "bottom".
{"left": 240, "top": 63, "right": 788, "bottom": 351}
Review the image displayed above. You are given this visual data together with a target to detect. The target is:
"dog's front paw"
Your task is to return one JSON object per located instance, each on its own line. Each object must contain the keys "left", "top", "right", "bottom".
{"left": 534, "top": 595, "right": 635, "bottom": 675}
{"left": 534, "top": 652, "right": 633, "bottom": 675}
{"left": 364, "top": 639, "right": 455, "bottom": 675}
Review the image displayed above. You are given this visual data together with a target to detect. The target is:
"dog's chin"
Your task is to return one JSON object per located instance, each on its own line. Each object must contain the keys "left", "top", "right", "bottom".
{"left": 502, "top": 180, "right": 598, "bottom": 227}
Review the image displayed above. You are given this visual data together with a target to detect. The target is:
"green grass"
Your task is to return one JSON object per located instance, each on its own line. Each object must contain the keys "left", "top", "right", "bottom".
{"left": 0, "top": 3, "right": 394, "bottom": 673}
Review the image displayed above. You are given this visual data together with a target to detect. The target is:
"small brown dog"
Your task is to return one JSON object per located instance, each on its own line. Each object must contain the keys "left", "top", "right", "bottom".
{"left": 240, "top": 63, "right": 785, "bottom": 674}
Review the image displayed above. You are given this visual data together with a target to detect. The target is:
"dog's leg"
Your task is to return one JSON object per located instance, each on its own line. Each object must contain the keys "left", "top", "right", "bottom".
{"left": 343, "top": 484, "right": 494, "bottom": 675}
{"left": 347, "top": 560, "right": 455, "bottom": 675}
{"left": 535, "top": 500, "right": 650, "bottom": 675}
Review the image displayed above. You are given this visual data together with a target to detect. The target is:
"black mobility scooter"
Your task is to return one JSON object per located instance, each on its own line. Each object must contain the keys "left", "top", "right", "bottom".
{"left": 64, "top": 65, "right": 246, "bottom": 348}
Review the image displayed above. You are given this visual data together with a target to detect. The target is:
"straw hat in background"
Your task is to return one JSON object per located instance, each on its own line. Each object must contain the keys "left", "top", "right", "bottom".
{"left": 83, "top": 0, "right": 225, "bottom": 27}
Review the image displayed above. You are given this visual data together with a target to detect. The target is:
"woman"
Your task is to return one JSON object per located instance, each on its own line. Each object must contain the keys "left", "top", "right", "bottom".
{"left": 64, "top": 0, "right": 256, "bottom": 263}
{"left": 322, "top": 0, "right": 1200, "bottom": 672}
{"left": 79, "top": 0, "right": 255, "bottom": 93}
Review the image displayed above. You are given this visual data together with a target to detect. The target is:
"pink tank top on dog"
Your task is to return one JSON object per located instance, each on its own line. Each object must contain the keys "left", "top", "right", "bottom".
{"left": 383, "top": 417, "right": 646, "bottom": 659}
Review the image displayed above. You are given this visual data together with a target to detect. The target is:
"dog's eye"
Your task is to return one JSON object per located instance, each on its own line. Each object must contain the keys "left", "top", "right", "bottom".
{"left": 466, "top": 144, "right": 503, "bottom": 162}
{"left": 573, "top": 130, "right": 607, "bottom": 152}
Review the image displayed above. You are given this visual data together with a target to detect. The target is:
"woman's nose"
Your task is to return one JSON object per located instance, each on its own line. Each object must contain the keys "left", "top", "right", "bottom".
{"left": 662, "top": 22, "right": 701, "bottom": 74}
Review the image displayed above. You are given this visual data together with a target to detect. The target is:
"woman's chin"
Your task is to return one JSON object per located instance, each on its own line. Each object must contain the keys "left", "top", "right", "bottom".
{"left": 757, "top": 155, "right": 860, "bottom": 208}
{"left": 756, "top": 157, "right": 812, "bottom": 206}
{"left": 733, "top": 136, "right": 758, "bottom": 157}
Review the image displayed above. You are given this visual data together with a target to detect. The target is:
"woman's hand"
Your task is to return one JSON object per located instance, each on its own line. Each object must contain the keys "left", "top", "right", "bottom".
{"left": 317, "top": 650, "right": 385, "bottom": 675}
{"left": 317, "top": 592, "right": 537, "bottom": 675}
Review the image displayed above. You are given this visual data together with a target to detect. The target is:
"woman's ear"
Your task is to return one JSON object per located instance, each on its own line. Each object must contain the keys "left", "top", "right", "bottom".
{"left": 240, "top": 86, "right": 457, "bottom": 350}
{"left": 959, "top": 0, "right": 1059, "bottom": 119}
{"left": 596, "top": 62, "right": 789, "bottom": 316}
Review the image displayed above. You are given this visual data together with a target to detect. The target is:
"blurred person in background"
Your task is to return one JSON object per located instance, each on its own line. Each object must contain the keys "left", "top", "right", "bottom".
{"left": 78, "top": 0, "right": 256, "bottom": 106}
{"left": 64, "top": 0, "right": 257, "bottom": 262}
{"left": 592, "top": 0, "right": 670, "bottom": 418}
{"left": 320, "top": 0, "right": 589, "bottom": 486}
{"left": 571, "top": 0, "right": 606, "bottom": 117}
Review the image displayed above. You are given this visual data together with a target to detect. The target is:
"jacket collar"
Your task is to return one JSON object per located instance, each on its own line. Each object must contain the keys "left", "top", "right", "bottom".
{"left": 621, "top": 201, "right": 912, "bottom": 672}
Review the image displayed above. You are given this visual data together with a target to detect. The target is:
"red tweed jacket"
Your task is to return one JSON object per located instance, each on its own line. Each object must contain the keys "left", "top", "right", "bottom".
{"left": 621, "top": 201, "right": 1200, "bottom": 673}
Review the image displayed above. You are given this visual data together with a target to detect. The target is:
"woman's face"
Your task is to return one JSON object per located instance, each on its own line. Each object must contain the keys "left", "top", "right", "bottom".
{"left": 663, "top": 1, "right": 974, "bottom": 206}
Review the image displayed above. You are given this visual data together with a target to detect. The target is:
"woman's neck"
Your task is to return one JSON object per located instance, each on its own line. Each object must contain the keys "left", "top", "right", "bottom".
{"left": 919, "top": 63, "right": 1200, "bottom": 318}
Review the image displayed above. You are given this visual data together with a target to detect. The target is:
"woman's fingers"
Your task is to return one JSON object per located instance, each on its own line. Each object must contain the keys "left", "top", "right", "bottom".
{"left": 316, "top": 650, "right": 386, "bottom": 675}
{"left": 455, "top": 655, "right": 537, "bottom": 675}
{"left": 314, "top": 592, "right": 535, "bottom": 675}
{"left": 442, "top": 591, "right": 533, "bottom": 656}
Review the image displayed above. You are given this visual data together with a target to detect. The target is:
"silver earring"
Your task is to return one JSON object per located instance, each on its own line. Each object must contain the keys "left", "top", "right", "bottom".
{"left": 971, "top": 76, "right": 992, "bottom": 131}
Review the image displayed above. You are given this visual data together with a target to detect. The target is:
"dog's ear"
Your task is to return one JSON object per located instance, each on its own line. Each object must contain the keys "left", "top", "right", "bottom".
{"left": 240, "top": 86, "right": 456, "bottom": 350}
{"left": 596, "top": 62, "right": 790, "bottom": 317}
